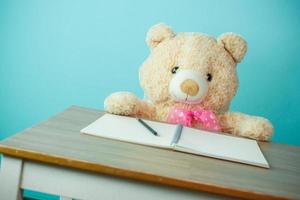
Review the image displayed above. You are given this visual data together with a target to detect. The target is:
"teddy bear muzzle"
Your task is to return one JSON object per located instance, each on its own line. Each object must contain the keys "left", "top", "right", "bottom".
{"left": 169, "top": 69, "right": 208, "bottom": 104}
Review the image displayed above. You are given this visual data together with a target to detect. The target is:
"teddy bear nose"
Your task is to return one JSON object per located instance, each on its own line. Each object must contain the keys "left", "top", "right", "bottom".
{"left": 180, "top": 79, "right": 199, "bottom": 96}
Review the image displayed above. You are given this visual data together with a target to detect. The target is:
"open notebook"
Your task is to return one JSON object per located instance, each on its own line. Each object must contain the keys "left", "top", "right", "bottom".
{"left": 80, "top": 114, "right": 269, "bottom": 168}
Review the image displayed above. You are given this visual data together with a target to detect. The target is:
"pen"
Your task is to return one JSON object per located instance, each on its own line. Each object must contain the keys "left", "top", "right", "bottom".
{"left": 137, "top": 118, "right": 158, "bottom": 136}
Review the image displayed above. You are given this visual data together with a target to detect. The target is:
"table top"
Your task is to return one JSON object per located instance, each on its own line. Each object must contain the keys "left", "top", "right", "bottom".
{"left": 1, "top": 106, "right": 299, "bottom": 200}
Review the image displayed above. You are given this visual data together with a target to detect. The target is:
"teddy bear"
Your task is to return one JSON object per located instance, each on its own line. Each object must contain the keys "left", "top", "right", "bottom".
{"left": 104, "top": 23, "right": 273, "bottom": 141}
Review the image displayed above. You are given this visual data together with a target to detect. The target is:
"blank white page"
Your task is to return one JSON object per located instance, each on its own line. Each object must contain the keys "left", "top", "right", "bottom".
{"left": 80, "top": 114, "right": 176, "bottom": 148}
{"left": 176, "top": 127, "right": 269, "bottom": 168}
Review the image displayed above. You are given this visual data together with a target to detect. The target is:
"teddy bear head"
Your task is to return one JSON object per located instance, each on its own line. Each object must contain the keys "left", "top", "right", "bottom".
{"left": 139, "top": 23, "right": 247, "bottom": 113}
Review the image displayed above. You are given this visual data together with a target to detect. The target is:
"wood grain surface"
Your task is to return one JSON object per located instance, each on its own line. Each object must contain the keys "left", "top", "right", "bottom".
{"left": 0, "top": 106, "right": 299, "bottom": 200}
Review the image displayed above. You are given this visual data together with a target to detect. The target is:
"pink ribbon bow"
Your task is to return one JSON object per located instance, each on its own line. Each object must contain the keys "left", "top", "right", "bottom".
{"left": 167, "top": 107, "right": 221, "bottom": 132}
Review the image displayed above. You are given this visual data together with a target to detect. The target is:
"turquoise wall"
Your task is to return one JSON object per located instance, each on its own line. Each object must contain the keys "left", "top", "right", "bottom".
{"left": 1, "top": 1, "right": 300, "bottom": 147}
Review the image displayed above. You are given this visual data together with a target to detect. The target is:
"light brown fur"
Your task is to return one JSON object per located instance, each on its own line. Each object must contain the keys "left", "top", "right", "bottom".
{"left": 104, "top": 23, "right": 273, "bottom": 141}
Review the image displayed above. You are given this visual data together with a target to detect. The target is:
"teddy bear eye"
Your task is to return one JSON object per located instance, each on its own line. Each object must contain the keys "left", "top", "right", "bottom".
{"left": 171, "top": 66, "right": 179, "bottom": 74}
{"left": 207, "top": 73, "right": 213, "bottom": 82}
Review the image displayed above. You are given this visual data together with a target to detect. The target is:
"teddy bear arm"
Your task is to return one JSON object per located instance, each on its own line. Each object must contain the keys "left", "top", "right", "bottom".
{"left": 136, "top": 100, "right": 156, "bottom": 119}
{"left": 104, "top": 92, "right": 155, "bottom": 119}
{"left": 218, "top": 112, "right": 273, "bottom": 141}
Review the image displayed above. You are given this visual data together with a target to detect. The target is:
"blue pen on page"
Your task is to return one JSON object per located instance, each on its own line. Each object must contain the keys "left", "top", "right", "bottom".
{"left": 137, "top": 118, "right": 158, "bottom": 136}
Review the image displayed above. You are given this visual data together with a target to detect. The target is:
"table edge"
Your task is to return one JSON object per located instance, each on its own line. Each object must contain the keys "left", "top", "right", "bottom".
{"left": 0, "top": 145, "right": 289, "bottom": 200}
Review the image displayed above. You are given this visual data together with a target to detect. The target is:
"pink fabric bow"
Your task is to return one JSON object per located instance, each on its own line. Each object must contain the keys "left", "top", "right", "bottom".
{"left": 167, "top": 107, "right": 221, "bottom": 132}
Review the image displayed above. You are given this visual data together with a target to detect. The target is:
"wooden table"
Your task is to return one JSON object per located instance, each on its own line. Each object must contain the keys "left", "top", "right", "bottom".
{"left": 0, "top": 106, "right": 299, "bottom": 200}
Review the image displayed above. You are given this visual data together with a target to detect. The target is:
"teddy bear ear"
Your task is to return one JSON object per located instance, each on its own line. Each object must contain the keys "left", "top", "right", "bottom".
{"left": 146, "top": 23, "right": 175, "bottom": 49}
{"left": 217, "top": 33, "right": 248, "bottom": 63}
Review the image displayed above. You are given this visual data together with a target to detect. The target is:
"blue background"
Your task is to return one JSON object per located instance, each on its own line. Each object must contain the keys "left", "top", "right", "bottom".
{"left": 0, "top": 1, "right": 299, "bottom": 199}
{"left": 1, "top": 0, "right": 300, "bottom": 145}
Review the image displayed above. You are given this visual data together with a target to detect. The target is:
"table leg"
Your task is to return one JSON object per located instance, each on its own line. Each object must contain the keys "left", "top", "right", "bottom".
{"left": 0, "top": 155, "right": 23, "bottom": 200}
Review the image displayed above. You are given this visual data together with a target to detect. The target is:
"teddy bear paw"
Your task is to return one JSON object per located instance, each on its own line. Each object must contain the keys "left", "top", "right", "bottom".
{"left": 237, "top": 116, "right": 274, "bottom": 141}
{"left": 104, "top": 92, "right": 140, "bottom": 116}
